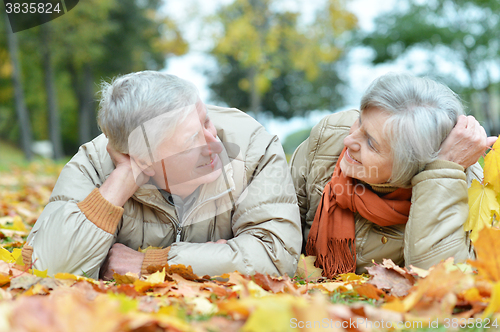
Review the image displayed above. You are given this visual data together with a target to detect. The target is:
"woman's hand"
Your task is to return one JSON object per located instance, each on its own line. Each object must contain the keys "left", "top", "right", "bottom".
{"left": 438, "top": 115, "right": 497, "bottom": 168}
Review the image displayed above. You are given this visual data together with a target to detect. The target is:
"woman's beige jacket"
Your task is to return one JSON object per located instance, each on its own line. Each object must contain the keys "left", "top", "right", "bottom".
{"left": 290, "top": 109, "right": 481, "bottom": 273}
{"left": 25, "top": 106, "right": 302, "bottom": 279}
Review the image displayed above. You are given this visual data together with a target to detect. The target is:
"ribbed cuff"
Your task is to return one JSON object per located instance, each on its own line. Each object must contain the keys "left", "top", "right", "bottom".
{"left": 22, "top": 245, "right": 33, "bottom": 267}
{"left": 141, "top": 247, "right": 170, "bottom": 275}
{"left": 77, "top": 188, "right": 124, "bottom": 234}
{"left": 425, "top": 160, "right": 464, "bottom": 171}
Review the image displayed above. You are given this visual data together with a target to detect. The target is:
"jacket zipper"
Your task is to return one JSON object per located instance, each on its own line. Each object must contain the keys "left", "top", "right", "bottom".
{"left": 132, "top": 198, "right": 182, "bottom": 243}
{"left": 175, "top": 225, "right": 182, "bottom": 242}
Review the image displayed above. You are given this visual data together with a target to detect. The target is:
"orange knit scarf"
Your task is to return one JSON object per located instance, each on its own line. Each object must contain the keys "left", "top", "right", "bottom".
{"left": 305, "top": 147, "right": 412, "bottom": 278}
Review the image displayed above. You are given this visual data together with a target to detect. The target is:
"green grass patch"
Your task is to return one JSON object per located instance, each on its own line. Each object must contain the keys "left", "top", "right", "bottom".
{"left": 0, "top": 140, "right": 69, "bottom": 171}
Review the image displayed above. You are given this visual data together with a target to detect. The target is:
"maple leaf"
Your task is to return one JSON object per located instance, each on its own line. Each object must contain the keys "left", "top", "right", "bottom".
{"left": 468, "top": 227, "right": 500, "bottom": 282}
{"left": 484, "top": 137, "right": 500, "bottom": 193}
{"left": 464, "top": 179, "right": 500, "bottom": 242}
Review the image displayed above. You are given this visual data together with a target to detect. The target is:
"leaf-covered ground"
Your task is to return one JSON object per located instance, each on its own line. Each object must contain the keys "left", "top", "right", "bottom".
{"left": 0, "top": 161, "right": 499, "bottom": 332}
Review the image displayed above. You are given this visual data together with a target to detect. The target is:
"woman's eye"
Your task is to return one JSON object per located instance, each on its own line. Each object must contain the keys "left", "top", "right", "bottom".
{"left": 367, "top": 139, "right": 375, "bottom": 150}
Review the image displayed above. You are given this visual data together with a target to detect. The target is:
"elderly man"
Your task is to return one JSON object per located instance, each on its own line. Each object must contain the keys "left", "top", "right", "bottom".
{"left": 22, "top": 71, "right": 301, "bottom": 279}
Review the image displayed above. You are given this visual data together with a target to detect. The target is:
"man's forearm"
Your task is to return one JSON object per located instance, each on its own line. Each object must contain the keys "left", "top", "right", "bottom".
{"left": 99, "top": 166, "right": 139, "bottom": 207}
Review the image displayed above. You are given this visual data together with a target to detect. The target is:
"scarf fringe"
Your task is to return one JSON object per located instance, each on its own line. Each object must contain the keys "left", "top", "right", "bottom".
{"left": 305, "top": 236, "right": 317, "bottom": 258}
{"left": 308, "top": 238, "right": 356, "bottom": 279}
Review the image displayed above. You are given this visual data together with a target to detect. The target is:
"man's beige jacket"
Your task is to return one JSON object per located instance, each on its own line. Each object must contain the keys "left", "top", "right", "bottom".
{"left": 290, "top": 109, "right": 481, "bottom": 273}
{"left": 25, "top": 106, "right": 302, "bottom": 279}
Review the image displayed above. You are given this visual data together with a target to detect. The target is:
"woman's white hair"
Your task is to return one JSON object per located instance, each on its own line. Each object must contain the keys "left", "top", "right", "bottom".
{"left": 97, "top": 71, "right": 199, "bottom": 161}
{"left": 360, "top": 72, "right": 465, "bottom": 186}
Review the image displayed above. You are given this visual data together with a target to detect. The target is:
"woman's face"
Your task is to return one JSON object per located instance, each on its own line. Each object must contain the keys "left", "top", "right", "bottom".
{"left": 340, "top": 107, "right": 393, "bottom": 184}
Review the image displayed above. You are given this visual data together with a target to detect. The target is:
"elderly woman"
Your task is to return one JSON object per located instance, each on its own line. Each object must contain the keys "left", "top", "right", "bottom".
{"left": 291, "top": 73, "right": 495, "bottom": 277}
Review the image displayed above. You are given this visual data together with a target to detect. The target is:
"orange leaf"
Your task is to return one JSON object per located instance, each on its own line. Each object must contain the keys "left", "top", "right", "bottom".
{"left": 354, "top": 283, "right": 384, "bottom": 300}
{"left": 468, "top": 227, "right": 500, "bottom": 282}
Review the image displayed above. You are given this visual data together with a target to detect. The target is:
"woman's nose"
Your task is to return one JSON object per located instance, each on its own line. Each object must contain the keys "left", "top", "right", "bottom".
{"left": 343, "top": 131, "right": 361, "bottom": 151}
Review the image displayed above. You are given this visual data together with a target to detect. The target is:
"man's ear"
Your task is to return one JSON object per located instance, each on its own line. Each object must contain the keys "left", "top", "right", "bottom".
{"left": 131, "top": 156, "right": 155, "bottom": 177}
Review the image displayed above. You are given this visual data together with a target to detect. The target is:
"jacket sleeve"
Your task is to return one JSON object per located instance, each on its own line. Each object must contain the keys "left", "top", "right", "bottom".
{"left": 290, "top": 139, "right": 310, "bottom": 252}
{"left": 25, "top": 137, "right": 120, "bottom": 279}
{"left": 404, "top": 160, "right": 477, "bottom": 268}
{"left": 164, "top": 128, "right": 302, "bottom": 277}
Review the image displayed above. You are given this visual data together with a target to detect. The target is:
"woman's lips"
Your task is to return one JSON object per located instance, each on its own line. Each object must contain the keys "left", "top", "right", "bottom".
{"left": 345, "top": 149, "right": 362, "bottom": 164}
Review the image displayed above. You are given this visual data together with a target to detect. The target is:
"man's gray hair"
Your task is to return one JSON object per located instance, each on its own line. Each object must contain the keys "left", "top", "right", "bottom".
{"left": 360, "top": 72, "right": 465, "bottom": 186}
{"left": 97, "top": 71, "right": 199, "bottom": 159}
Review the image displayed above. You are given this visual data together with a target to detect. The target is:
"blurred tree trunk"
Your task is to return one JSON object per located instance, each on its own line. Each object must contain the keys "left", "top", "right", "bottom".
{"left": 69, "top": 63, "right": 95, "bottom": 145}
{"left": 248, "top": 66, "right": 261, "bottom": 119}
{"left": 5, "top": 15, "right": 33, "bottom": 160}
{"left": 79, "top": 63, "right": 95, "bottom": 144}
{"left": 40, "top": 23, "right": 63, "bottom": 159}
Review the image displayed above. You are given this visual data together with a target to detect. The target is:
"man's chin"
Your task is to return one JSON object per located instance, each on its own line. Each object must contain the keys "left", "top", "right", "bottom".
{"left": 169, "top": 168, "right": 223, "bottom": 194}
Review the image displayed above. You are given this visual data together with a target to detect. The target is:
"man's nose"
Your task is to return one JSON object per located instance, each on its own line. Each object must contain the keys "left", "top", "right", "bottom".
{"left": 202, "top": 128, "right": 222, "bottom": 155}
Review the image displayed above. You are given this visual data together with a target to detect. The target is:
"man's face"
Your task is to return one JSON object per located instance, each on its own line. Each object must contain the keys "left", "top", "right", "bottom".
{"left": 147, "top": 101, "right": 223, "bottom": 197}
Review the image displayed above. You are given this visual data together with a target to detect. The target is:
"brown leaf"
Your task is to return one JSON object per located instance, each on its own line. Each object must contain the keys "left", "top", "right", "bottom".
{"left": 163, "top": 264, "right": 209, "bottom": 282}
{"left": 113, "top": 272, "right": 139, "bottom": 285}
{"left": 246, "top": 273, "right": 299, "bottom": 295}
{"left": 8, "top": 274, "right": 42, "bottom": 291}
{"left": 366, "top": 264, "right": 414, "bottom": 297}
{"left": 468, "top": 227, "right": 500, "bottom": 282}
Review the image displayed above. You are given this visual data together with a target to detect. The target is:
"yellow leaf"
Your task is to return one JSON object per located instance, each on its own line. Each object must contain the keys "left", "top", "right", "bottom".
{"left": 32, "top": 269, "right": 48, "bottom": 278}
{"left": 464, "top": 180, "right": 499, "bottom": 241}
{"left": 483, "top": 282, "right": 500, "bottom": 317}
{"left": 133, "top": 279, "right": 154, "bottom": 293}
{"left": 12, "top": 216, "right": 27, "bottom": 233}
{"left": 54, "top": 273, "right": 79, "bottom": 280}
{"left": 144, "top": 268, "right": 165, "bottom": 284}
{"left": 241, "top": 296, "right": 298, "bottom": 332}
{"left": 107, "top": 293, "right": 138, "bottom": 313}
{"left": 12, "top": 248, "right": 23, "bottom": 266}
{"left": 0, "top": 247, "right": 15, "bottom": 263}
{"left": 337, "top": 272, "right": 366, "bottom": 282}
{"left": 484, "top": 137, "right": 500, "bottom": 193}
{"left": 294, "top": 254, "right": 323, "bottom": 281}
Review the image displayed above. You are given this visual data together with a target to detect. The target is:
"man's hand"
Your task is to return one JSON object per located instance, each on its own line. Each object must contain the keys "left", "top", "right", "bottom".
{"left": 100, "top": 243, "right": 145, "bottom": 281}
{"left": 99, "top": 144, "right": 153, "bottom": 207}
{"left": 438, "top": 115, "right": 497, "bottom": 168}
